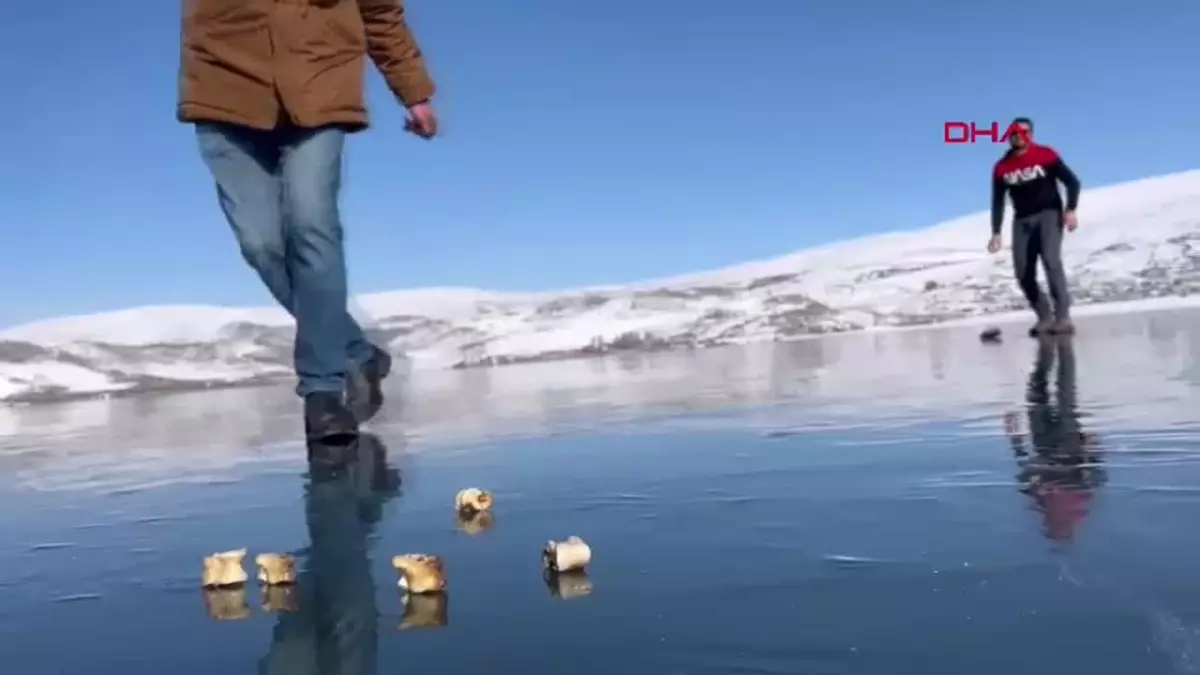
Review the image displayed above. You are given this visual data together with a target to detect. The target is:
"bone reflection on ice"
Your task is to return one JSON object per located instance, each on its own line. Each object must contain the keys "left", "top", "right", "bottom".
{"left": 542, "top": 536, "right": 593, "bottom": 600}
{"left": 455, "top": 509, "right": 495, "bottom": 535}
{"left": 202, "top": 587, "right": 251, "bottom": 620}
{"left": 543, "top": 569, "right": 593, "bottom": 600}
{"left": 398, "top": 590, "right": 449, "bottom": 630}
{"left": 261, "top": 584, "right": 298, "bottom": 613}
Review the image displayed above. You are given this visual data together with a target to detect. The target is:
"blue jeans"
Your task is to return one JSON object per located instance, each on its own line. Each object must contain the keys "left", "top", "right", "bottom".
{"left": 196, "top": 122, "right": 375, "bottom": 396}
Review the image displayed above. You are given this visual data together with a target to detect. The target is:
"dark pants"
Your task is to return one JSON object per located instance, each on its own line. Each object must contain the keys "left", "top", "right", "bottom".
{"left": 1011, "top": 209, "right": 1071, "bottom": 321}
{"left": 195, "top": 122, "right": 375, "bottom": 396}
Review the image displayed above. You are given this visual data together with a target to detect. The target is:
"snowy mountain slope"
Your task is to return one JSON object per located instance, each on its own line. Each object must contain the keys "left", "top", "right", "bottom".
{"left": 2, "top": 169, "right": 1199, "bottom": 402}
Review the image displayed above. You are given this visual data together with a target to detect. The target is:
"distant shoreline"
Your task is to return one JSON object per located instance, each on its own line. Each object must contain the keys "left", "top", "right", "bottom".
{"left": 3, "top": 294, "right": 1196, "bottom": 406}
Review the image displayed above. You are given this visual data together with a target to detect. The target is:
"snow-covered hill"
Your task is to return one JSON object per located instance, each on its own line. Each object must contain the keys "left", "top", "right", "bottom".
{"left": 3, "top": 170, "right": 1199, "bottom": 402}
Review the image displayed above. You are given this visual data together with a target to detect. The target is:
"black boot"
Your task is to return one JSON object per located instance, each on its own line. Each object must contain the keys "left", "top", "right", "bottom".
{"left": 347, "top": 345, "right": 392, "bottom": 423}
{"left": 304, "top": 391, "right": 359, "bottom": 443}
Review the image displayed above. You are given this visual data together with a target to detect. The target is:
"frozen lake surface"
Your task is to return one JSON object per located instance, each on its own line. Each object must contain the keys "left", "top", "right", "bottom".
{"left": 1, "top": 309, "right": 1199, "bottom": 674}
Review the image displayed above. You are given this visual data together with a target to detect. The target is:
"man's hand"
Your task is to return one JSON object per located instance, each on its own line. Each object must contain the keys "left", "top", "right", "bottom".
{"left": 404, "top": 101, "right": 438, "bottom": 139}
{"left": 987, "top": 234, "right": 1002, "bottom": 254}
{"left": 1063, "top": 210, "right": 1078, "bottom": 232}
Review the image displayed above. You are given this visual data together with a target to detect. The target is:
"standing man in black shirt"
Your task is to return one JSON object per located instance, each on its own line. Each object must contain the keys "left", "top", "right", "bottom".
{"left": 988, "top": 118, "right": 1082, "bottom": 335}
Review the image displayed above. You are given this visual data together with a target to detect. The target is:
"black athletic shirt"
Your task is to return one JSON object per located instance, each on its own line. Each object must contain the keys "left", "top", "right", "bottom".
{"left": 991, "top": 144, "right": 1081, "bottom": 235}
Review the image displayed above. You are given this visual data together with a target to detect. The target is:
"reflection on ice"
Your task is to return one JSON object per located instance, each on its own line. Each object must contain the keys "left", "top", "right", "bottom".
{"left": 543, "top": 570, "right": 593, "bottom": 600}
{"left": 1006, "top": 337, "right": 1108, "bottom": 544}
{"left": 398, "top": 592, "right": 449, "bottom": 630}
{"left": 455, "top": 510, "right": 494, "bottom": 536}
{"left": 261, "top": 584, "right": 298, "bottom": 614}
{"left": 202, "top": 587, "right": 250, "bottom": 621}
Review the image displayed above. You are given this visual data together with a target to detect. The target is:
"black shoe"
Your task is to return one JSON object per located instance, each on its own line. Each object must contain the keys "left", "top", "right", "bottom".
{"left": 304, "top": 391, "right": 359, "bottom": 443}
{"left": 347, "top": 345, "right": 392, "bottom": 423}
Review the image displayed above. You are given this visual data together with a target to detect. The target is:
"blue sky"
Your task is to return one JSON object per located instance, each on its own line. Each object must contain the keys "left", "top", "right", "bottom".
{"left": 0, "top": 2, "right": 1196, "bottom": 327}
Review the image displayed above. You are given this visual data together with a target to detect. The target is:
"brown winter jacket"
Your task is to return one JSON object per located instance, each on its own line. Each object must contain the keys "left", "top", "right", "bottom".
{"left": 177, "top": 0, "right": 435, "bottom": 131}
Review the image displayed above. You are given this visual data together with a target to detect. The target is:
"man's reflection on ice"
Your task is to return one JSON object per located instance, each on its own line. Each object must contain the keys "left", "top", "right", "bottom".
{"left": 1004, "top": 338, "right": 1106, "bottom": 543}
{"left": 258, "top": 434, "right": 401, "bottom": 675}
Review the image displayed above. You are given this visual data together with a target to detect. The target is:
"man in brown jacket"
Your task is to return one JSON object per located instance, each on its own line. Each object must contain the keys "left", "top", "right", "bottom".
{"left": 178, "top": 0, "right": 437, "bottom": 442}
